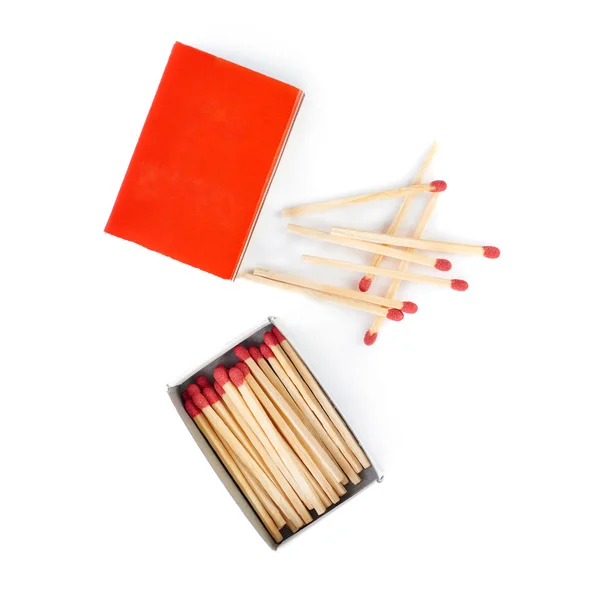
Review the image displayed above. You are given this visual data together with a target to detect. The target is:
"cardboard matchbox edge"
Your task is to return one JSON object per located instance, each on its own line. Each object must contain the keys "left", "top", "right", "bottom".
{"left": 167, "top": 317, "right": 383, "bottom": 550}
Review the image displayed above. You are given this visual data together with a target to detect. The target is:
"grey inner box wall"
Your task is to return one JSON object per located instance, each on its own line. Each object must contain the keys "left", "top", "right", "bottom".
{"left": 167, "top": 317, "right": 382, "bottom": 550}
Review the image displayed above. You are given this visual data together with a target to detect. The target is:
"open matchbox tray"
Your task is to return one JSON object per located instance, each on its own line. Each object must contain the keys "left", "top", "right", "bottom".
{"left": 167, "top": 317, "right": 382, "bottom": 549}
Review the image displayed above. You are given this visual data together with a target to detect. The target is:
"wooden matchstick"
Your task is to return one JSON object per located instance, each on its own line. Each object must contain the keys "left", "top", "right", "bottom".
{"left": 259, "top": 342, "right": 361, "bottom": 485}
{"left": 189, "top": 385, "right": 296, "bottom": 531}
{"left": 235, "top": 346, "right": 343, "bottom": 504}
{"left": 242, "top": 273, "right": 406, "bottom": 321}
{"left": 214, "top": 367, "right": 313, "bottom": 525}
{"left": 302, "top": 255, "right": 469, "bottom": 291}
{"left": 239, "top": 364, "right": 335, "bottom": 509}
{"left": 282, "top": 180, "right": 446, "bottom": 216}
{"left": 331, "top": 227, "right": 500, "bottom": 258}
{"left": 365, "top": 191, "right": 441, "bottom": 345}
{"left": 195, "top": 378, "right": 274, "bottom": 482}
{"left": 186, "top": 386, "right": 304, "bottom": 530}
{"left": 234, "top": 346, "right": 346, "bottom": 502}
{"left": 358, "top": 143, "right": 439, "bottom": 292}
{"left": 207, "top": 382, "right": 302, "bottom": 531}
{"left": 183, "top": 396, "right": 285, "bottom": 539}
{"left": 271, "top": 326, "right": 371, "bottom": 470}
{"left": 246, "top": 347, "right": 317, "bottom": 434}
{"left": 287, "top": 224, "right": 452, "bottom": 271}
{"left": 264, "top": 332, "right": 364, "bottom": 477}
{"left": 229, "top": 364, "right": 326, "bottom": 515}
{"left": 253, "top": 268, "right": 419, "bottom": 314}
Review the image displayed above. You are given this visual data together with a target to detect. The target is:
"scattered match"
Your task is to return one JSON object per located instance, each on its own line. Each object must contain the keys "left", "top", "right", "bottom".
{"left": 287, "top": 224, "right": 452, "bottom": 271}
{"left": 301, "top": 255, "right": 469, "bottom": 291}
{"left": 330, "top": 227, "right": 500, "bottom": 259}
{"left": 282, "top": 180, "right": 447, "bottom": 216}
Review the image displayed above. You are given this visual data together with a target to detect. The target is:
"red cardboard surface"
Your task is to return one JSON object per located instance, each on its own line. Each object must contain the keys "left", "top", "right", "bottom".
{"left": 105, "top": 42, "right": 303, "bottom": 279}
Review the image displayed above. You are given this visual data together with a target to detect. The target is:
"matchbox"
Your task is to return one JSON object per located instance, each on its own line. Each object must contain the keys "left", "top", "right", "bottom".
{"left": 167, "top": 317, "right": 382, "bottom": 549}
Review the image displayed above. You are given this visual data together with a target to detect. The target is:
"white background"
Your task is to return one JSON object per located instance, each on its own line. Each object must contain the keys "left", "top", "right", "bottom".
{"left": 1, "top": 1, "right": 599, "bottom": 598}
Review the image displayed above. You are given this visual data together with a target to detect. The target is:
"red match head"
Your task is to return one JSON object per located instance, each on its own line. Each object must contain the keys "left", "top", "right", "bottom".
{"left": 271, "top": 326, "right": 286, "bottom": 343}
{"left": 401, "top": 301, "right": 418, "bottom": 314}
{"left": 386, "top": 308, "right": 404, "bottom": 321}
{"left": 184, "top": 399, "right": 201, "bottom": 419}
{"left": 249, "top": 346, "right": 263, "bottom": 362}
{"left": 358, "top": 276, "right": 372, "bottom": 292}
{"left": 229, "top": 367, "right": 246, "bottom": 387}
{"left": 214, "top": 382, "right": 225, "bottom": 397}
{"left": 236, "top": 362, "right": 250, "bottom": 377}
{"left": 260, "top": 343, "right": 275, "bottom": 359}
{"left": 187, "top": 384, "right": 209, "bottom": 410}
{"left": 430, "top": 180, "right": 447, "bottom": 192}
{"left": 182, "top": 389, "right": 190, "bottom": 401}
{"left": 264, "top": 332, "right": 279, "bottom": 347}
{"left": 363, "top": 331, "right": 378, "bottom": 346}
{"left": 451, "top": 279, "right": 469, "bottom": 291}
{"left": 202, "top": 387, "right": 220, "bottom": 406}
{"left": 435, "top": 258, "right": 452, "bottom": 271}
{"left": 213, "top": 365, "right": 230, "bottom": 386}
{"left": 233, "top": 345, "right": 250, "bottom": 361}
{"left": 483, "top": 246, "right": 500, "bottom": 259}
{"left": 195, "top": 375, "right": 210, "bottom": 389}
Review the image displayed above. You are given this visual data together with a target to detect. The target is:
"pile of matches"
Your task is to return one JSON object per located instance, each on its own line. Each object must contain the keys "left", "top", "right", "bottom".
{"left": 182, "top": 326, "right": 371, "bottom": 543}
{"left": 243, "top": 142, "right": 500, "bottom": 345}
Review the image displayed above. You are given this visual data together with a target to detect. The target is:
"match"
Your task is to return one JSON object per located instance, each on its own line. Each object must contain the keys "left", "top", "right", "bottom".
{"left": 365, "top": 189, "right": 441, "bottom": 345}
{"left": 234, "top": 359, "right": 337, "bottom": 508}
{"left": 302, "top": 255, "right": 469, "bottom": 291}
{"left": 214, "top": 367, "right": 313, "bottom": 526}
{"left": 271, "top": 326, "right": 371, "bottom": 470}
{"left": 358, "top": 143, "right": 438, "bottom": 292}
{"left": 258, "top": 342, "right": 359, "bottom": 485}
{"left": 253, "top": 268, "right": 418, "bottom": 313}
{"left": 235, "top": 346, "right": 343, "bottom": 503}
{"left": 239, "top": 346, "right": 347, "bottom": 497}
{"left": 185, "top": 385, "right": 304, "bottom": 531}
{"left": 282, "top": 180, "right": 446, "bottom": 216}
{"left": 287, "top": 224, "right": 452, "bottom": 271}
{"left": 331, "top": 227, "right": 500, "bottom": 258}
{"left": 183, "top": 398, "right": 284, "bottom": 542}
{"left": 229, "top": 364, "right": 326, "bottom": 514}
{"left": 264, "top": 332, "right": 363, "bottom": 476}
{"left": 242, "top": 273, "right": 405, "bottom": 320}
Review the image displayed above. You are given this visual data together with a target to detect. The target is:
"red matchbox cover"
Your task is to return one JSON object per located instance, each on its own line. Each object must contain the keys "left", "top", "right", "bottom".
{"left": 105, "top": 42, "right": 304, "bottom": 279}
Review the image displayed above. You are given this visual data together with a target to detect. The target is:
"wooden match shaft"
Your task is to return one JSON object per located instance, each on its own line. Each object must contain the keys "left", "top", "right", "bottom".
{"left": 211, "top": 387, "right": 293, "bottom": 506}
{"left": 210, "top": 398, "right": 275, "bottom": 486}
{"left": 244, "top": 371, "right": 339, "bottom": 506}
{"left": 267, "top": 339, "right": 363, "bottom": 476}
{"left": 191, "top": 389, "right": 299, "bottom": 532}
{"left": 362, "top": 142, "right": 438, "bottom": 284}
{"left": 199, "top": 403, "right": 304, "bottom": 530}
{"left": 200, "top": 388, "right": 300, "bottom": 532}
{"left": 332, "top": 227, "right": 494, "bottom": 257}
{"left": 282, "top": 182, "right": 440, "bottom": 216}
{"left": 262, "top": 347, "right": 360, "bottom": 485}
{"left": 220, "top": 377, "right": 313, "bottom": 525}
{"left": 273, "top": 330, "right": 371, "bottom": 470}
{"left": 251, "top": 352, "right": 318, "bottom": 435}
{"left": 243, "top": 273, "right": 397, "bottom": 319}
{"left": 303, "top": 255, "right": 458, "bottom": 288}
{"left": 254, "top": 268, "right": 413, "bottom": 311}
{"left": 287, "top": 225, "right": 440, "bottom": 268}
{"left": 242, "top": 351, "right": 346, "bottom": 497}
{"left": 368, "top": 193, "right": 441, "bottom": 338}
{"left": 190, "top": 410, "right": 284, "bottom": 540}
{"left": 234, "top": 373, "right": 325, "bottom": 514}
